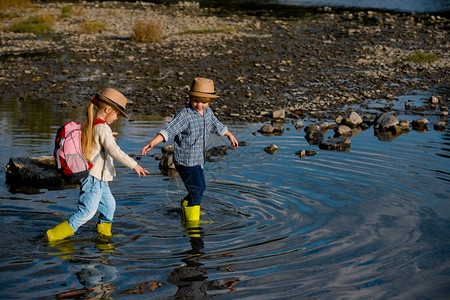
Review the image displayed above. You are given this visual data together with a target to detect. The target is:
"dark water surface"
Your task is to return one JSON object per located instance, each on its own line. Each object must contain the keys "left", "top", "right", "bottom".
{"left": 274, "top": 0, "right": 449, "bottom": 12}
{"left": 0, "top": 95, "right": 449, "bottom": 299}
{"left": 210, "top": 0, "right": 450, "bottom": 13}
{"left": 146, "top": 0, "right": 450, "bottom": 14}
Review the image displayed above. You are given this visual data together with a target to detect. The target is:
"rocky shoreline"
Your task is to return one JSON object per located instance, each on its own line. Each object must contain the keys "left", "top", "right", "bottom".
{"left": 0, "top": 1, "right": 448, "bottom": 124}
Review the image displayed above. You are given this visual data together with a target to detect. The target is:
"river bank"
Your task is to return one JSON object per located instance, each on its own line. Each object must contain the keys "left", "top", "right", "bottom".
{"left": 0, "top": 1, "right": 448, "bottom": 123}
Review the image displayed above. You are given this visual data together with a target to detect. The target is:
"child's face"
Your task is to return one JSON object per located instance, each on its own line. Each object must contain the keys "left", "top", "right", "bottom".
{"left": 105, "top": 108, "right": 118, "bottom": 125}
{"left": 191, "top": 100, "right": 210, "bottom": 113}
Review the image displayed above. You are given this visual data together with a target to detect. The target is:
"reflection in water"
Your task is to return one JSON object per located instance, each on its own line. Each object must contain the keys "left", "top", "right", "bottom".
{"left": 47, "top": 240, "right": 76, "bottom": 259}
{"left": 167, "top": 234, "right": 209, "bottom": 299}
{"left": 122, "top": 281, "right": 163, "bottom": 295}
{"left": 119, "top": 224, "right": 241, "bottom": 298}
{"left": 166, "top": 228, "right": 241, "bottom": 298}
{"left": 50, "top": 237, "right": 119, "bottom": 299}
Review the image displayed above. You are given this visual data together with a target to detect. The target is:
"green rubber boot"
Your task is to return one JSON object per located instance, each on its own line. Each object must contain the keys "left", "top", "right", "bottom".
{"left": 46, "top": 220, "right": 74, "bottom": 242}
{"left": 97, "top": 222, "right": 112, "bottom": 237}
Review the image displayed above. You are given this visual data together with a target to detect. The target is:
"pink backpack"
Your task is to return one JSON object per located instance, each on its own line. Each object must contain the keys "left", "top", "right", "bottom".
{"left": 54, "top": 121, "right": 92, "bottom": 183}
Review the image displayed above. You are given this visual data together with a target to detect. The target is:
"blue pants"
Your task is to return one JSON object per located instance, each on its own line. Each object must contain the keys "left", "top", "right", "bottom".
{"left": 68, "top": 175, "right": 116, "bottom": 232}
{"left": 175, "top": 164, "right": 205, "bottom": 206}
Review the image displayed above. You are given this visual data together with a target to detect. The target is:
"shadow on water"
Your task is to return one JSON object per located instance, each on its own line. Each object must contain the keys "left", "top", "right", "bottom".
{"left": 0, "top": 94, "right": 449, "bottom": 298}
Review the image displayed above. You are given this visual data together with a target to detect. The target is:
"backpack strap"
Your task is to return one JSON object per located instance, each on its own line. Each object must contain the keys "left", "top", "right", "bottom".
{"left": 55, "top": 145, "right": 63, "bottom": 169}
{"left": 91, "top": 150, "right": 102, "bottom": 165}
{"left": 89, "top": 148, "right": 108, "bottom": 180}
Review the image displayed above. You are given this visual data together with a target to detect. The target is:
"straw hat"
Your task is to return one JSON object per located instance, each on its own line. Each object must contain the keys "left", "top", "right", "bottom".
{"left": 95, "top": 88, "right": 128, "bottom": 118}
{"left": 187, "top": 77, "right": 219, "bottom": 99}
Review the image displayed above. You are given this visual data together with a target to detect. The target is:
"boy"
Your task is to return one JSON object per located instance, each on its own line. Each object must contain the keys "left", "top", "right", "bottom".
{"left": 141, "top": 78, "right": 238, "bottom": 225}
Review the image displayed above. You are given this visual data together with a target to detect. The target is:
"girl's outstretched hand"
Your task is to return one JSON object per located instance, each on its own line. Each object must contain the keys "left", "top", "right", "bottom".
{"left": 134, "top": 164, "right": 150, "bottom": 177}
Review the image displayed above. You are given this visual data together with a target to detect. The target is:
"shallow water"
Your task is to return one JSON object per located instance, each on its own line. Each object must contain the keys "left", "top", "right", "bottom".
{"left": 0, "top": 96, "right": 449, "bottom": 299}
{"left": 179, "top": 0, "right": 449, "bottom": 14}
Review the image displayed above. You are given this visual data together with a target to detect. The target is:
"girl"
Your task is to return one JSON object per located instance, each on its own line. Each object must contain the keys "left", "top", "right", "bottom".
{"left": 46, "top": 88, "right": 149, "bottom": 242}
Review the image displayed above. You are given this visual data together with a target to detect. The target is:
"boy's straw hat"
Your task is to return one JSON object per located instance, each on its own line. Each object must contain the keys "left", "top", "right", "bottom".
{"left": 187, "top": 77, "right": 219, "bottom": 99}
{"left": 95, "top": 88, "right": 129, "bottom": 118}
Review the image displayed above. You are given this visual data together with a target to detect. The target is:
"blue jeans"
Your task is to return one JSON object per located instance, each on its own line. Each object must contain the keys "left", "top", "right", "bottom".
{"left": 175, "top": 163, "right": 205, "bottom": 206}
{"left": 68, "top": 175, "right": 116, "bottom": 232}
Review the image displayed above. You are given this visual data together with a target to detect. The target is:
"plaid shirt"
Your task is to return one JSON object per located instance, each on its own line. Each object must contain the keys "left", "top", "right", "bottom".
{"left": 159, "top": 105, "right": 228, "bottom": 166}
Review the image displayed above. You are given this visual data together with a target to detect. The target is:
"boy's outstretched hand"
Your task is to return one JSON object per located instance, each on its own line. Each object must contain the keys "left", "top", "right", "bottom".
{"left": 141, "top": 134, "right": 164, "bottom": 156}
{"left": 225, "top": 131, "right": 239, "bottom": 149}
{"left": 141, "top": 143, "right": 152, "bottom": 156}
{"left": 134, "top": 164, "right": 150, "bottom": 177}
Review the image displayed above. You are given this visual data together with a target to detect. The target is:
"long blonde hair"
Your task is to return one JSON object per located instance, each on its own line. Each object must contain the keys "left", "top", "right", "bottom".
{"left": 81, "top": 100, "right": 115, "bottom": 162}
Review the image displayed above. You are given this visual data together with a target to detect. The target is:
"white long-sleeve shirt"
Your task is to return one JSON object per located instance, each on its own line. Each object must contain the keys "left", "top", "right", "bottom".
{"left": 88, "top": 122, "right": 137, "bottom": 181}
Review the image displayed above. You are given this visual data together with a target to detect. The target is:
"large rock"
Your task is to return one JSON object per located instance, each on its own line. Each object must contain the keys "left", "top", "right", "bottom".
{"left": 319, "top": 138, "right": 351, "bottom": 151}
{"left": 271, "top": 120, "right": 285, "bottom": 132}
{"left": 411, "top": 118, "right": 429, "bottom": 130}
{"left": 334, "top": 125, "right": 352, "bottom": 137}
{"left": 374, "top": 113, "right": 399, "bottom": 130}
{"left": 259, "top": 124, "right": 275, "bottom": 134}
{"left": 159, "top": 145, "right": 176, "bottom": 171}
{"left": 294, "top": 120, "right": 304, "bottom": 130}
{"left": 305, "top": 130, "right": 324, "bottom": 145}
{"left": 344, "top": 111, "right": 363, "bottom": 127}
{"left": 5, "top": 156, "right": 61, "bottom": 184}
{"left": 398, "top": 119, "right": 410, "bottom": 130}
{"left": 272, "top": 109, "right": 286, "bottom": 119}
{"left": 304, "top": 124, "right": 320, "bottom": 134}
{"left": 428, "top": 95, "right": 440, "bottom": 105}
{"left": 318, "top": 121, "right": 330, "bottom": 130}
{"left": 4, "top": 156, "right": 79, "bottom": 193}
{"left": 434, "top": 121, "right": 447, "bottom": 131}
{"left": 264, "top": 144, "right": 279, "bottom": 154}
{"left": 206, "top": 145, "right": 230, "bottom": 162}
{"left": 373, "top": 113, "right": 410, "bottom": 141}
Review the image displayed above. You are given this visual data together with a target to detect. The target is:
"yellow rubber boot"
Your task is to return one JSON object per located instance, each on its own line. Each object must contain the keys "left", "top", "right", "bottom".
{"left": 97, "top": 222, "right": 112, "bottom": 237}
{"left": 182, "top": 205, "right": 201, "bottom": 238}
{"left": 46, "top": 220, "right": 74, "bottom": 242}
{"left": 183, "top": 205, "right": 200, "bottom": 222}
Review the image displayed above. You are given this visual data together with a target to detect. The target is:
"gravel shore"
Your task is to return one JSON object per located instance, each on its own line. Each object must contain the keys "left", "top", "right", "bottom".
{"left": 0, "top": 1, "right": 448, "bottom": 122}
